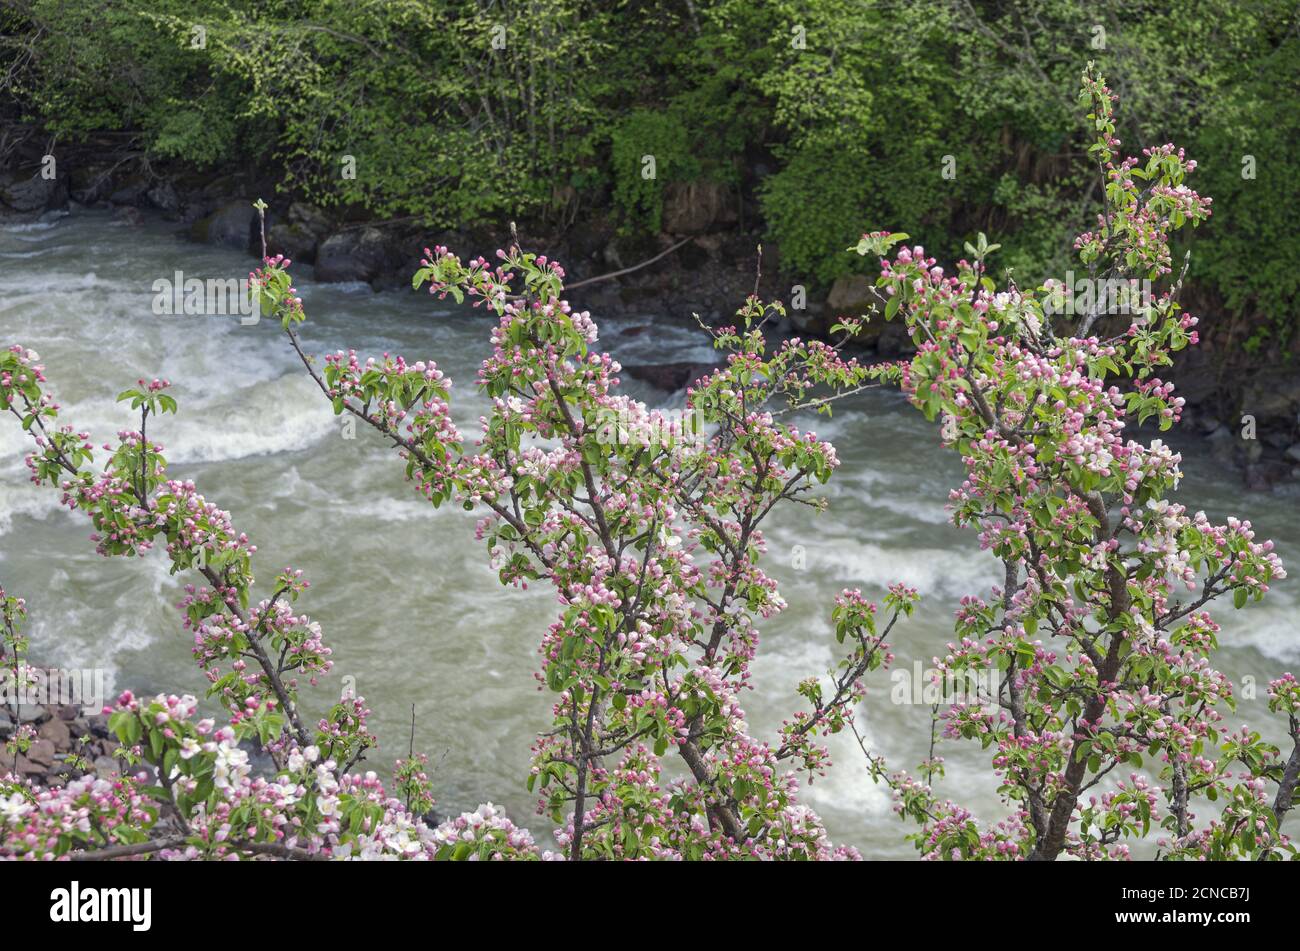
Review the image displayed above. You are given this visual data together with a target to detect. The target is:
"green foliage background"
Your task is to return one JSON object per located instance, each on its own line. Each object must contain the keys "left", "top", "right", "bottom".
{"left": 1, "top": 0, "right": 1296, "bottom": 341}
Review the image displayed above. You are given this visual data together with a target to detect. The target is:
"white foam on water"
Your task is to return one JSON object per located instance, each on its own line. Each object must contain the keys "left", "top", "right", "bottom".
{"left": 1227, "top": 602, "right": 1300, "bottom": 664}
{"left": 0, "top": 480, "right": 66, "bottom": 537}
{"left": 161, "top": 374, "right": 334, "bottom": 464}
{"left": 337, "top": 495, "right": 442, "bottom": 524}
{"left": 821, "top": 541, "right": 997, "bottom": 600}
{"left": 798, "top": 726, "right": 895, "bottom": 817}
{"left": 0, "top": 219, "right": 61, "bottom": 234}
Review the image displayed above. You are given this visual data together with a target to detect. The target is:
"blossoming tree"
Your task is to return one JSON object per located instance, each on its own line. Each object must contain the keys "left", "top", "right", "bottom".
{"left": 0, "top": 353, "right": 454, "bottom": 858}
{"left": 2, "top": 231, "right": 908, "bottom": 860}
{"left": 861, "top": 65, "right": 1296, "bottom": 860}
{"left": 267, "top": 236, "right": 917, "bottom": 858}
{"left": 3, "top": 64, "right": 1296, "bottom": 862}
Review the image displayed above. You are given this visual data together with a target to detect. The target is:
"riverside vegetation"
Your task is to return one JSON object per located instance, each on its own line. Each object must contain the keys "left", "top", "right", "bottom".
{"left": 2, "top": 3, "right": 1297, "bottom": 349}
{"left": 1, "top": 69, "right": 1298, "bottom": 860}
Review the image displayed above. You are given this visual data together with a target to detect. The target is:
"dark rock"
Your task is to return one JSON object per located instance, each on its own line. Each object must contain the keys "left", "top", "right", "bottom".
{"left": 26, "top": 738, "right": 56, "bottom": 767}
{"left": 787, "top": 300, "right": 829, "bottom": 337}
{"left": 314, "top": 227, "right": 389, "bottom": 283}
{"left": 1243, "top": 374, "right": 1300, "bottom": 422}
{"left": 145, "top": 181, "right": 180, "bottom": 214}
{"left": 676, "top": 238, "right": 713, "bottom": 272}
{"left": 15, "top": 755, "right": 45, "bottom": 777}
{"left": 17, "top": 703, "right": 49, "bottom": 725}
{"left": 56, "top": 704, "right": 80, "bottom": 722}
{"left": 38, "top": 717, "right": 70, "bottom": 747}
{"left": 826, "top": 274, "right": 876, "bottom": 315}
{"left": 1205, "top": 426, "right": 1237, "bottom": 467}
{"left": 1245, "top": 463, "right": 1280, "bottom": 492}
{"left": 620, "top": 325, "right": 650, "bottom": 338}
{"left": 567, "top": 218, "right": 615, "bottom": 264}
{"left": 190, "top": 200, "right": 257, "bottom": 253}
{"left": 288, "top": 202, "right": 332, "bottom": 240}
{"left": 1286, "top": 443, "right": 1300, "bottom": 464}
{"left": 875, "top": 320, "right": 916, "bottom": 359}
{"left": 267, "top": 222, "right": 319, "bottom": 264}
{"left": 68, "top": 164, "right": 114, "bottom": 204}
{"left": 112, "top": 206, "right": 144, "bottom": 227}
{"left": 93, "top": 755, "right": 120, "bottom": 780}
{"left": 624, "top": 361, "right": 718, "bottom": 392}
{"left": 1, "top": 172, "right": 66, "bottom": 213}
{"left": 1198, "top": 416, "right": 1225, "bottom": 436}
{"left": 662, "top": 181, "right": 733, "bottom": 234}
{"left": 107, "top": 175, "right": 148, "bottom": 206}
{"left": 719, "top": 232, "right": 764, "bottom": 268}
{"left": 86, "top": 714, "right": 111, "bottom": 738}
{"left": 371, "top": 242, "right": 428, "bottom": 292}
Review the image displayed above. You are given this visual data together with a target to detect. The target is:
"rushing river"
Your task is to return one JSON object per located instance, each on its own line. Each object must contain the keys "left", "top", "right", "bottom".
{"left": 2, "top": 210, "right": 1298, "bottom": 857}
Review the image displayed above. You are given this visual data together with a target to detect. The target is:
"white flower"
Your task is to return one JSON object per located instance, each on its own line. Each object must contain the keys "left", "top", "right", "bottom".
{"left": 178, "top": 737, "right": 202, "bottom": 761}
{"left": 0, "top": 792, "right": 32, "bottom": 822}
{"left": 304, "top": 745, "right": 320, "bottom": 763}
{"left": 213, "top": 744, "right": 250, "bottom": 792}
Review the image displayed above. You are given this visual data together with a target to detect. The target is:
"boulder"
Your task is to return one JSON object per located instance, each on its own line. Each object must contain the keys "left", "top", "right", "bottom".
{"left": 190, "top": 200, "right": 257, "bottom": 252}
{"left": 112, "top": 206, "right": 144, "bottom": 227}
{"left": 314, "top": 227, "right": 390, "bottom": 283}
{"left": 17, "top": 703, "right": 49, "bottom": 724}
{"left": 68, "top": 164, "right": 114, "bottom": 204}
{"left": 568, "top": 217, "right": 615, "bottom": 264}
{"left": 876, "top": 320, "right": 916, "bottom": 359}
{"left": 787, "top": 304, "right": 832, "bottom": 338}
{"left": 86, "top": 714, "right": 112, "bottom": 738}
{"left": 662, "top": 181, "right": 733, "bottom": 234}
{"left": 146, "top": 180, "right": 180, "bottom": 214}
{"left": 624, "top": 361, "right": 718, "bottom": 392}
{"left": 26, "top": 738, "right": 56, "bottom": 767}
{"left": 107, "top": 175, "right": 149, "bottom": 205}
{"left": 1205, "top": 425, "right": 1238, "bottom": 468}
{"left": 1242, "top": 373, "right": 1300, "bottom": 422}
{"left": 826, "top": 274, "right": 877, "bottom": 315}
{"left": 287, "top": 202, "right": 332, "bottom": 239}
{"left": 824, "top": 275, "right": 893, "bottom": 345}
{"left": 1, "top": 172, "right": 66, "bottom": 213}
{"left": 1245, "top": 461, "right": 1290, "bottom": 492}
{"left": 38, "top": 716, "right": 71, "bottom": 748}
{"left": 267, "top": 222, "right": 319, "bottom": 263}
